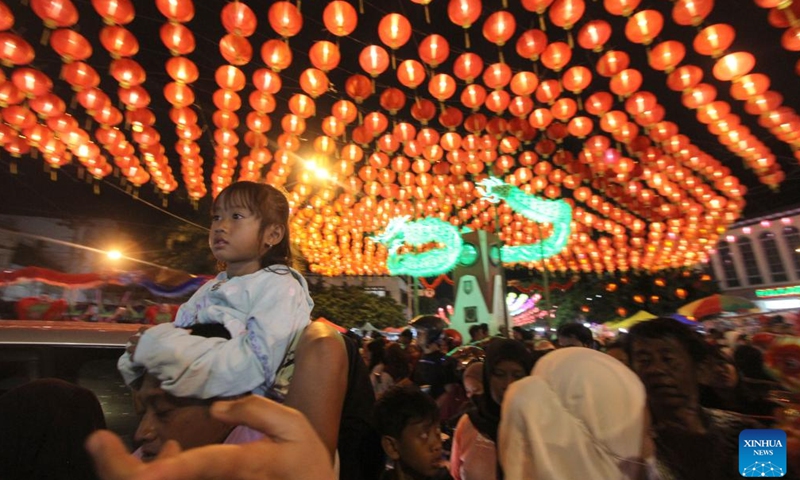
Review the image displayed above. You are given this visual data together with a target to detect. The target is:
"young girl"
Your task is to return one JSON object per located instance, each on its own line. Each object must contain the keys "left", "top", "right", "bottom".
{"left": 118, "top": 181, "right": 314, "bottom": 400}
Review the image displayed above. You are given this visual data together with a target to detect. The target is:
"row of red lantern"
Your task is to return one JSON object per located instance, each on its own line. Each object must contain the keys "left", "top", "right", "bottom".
{"left": 752, "top": 0, "right": 800, "bottom": 71}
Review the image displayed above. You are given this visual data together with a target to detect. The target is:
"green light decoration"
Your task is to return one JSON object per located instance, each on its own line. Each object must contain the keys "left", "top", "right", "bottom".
{"left": 756, "top": 285, "right": 800, "bottom": 297}
{"left": 477, "top": 177, "right": 573, "bottom": 263}
{"left": 373, "top": 179, "right": 573, "bottom": 276}
{"left": 372, "top": 216, "right": 464, "bottom": 277}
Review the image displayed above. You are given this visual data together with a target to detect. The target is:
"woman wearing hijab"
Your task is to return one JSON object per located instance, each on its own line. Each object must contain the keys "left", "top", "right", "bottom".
{"left": 498, "top": 347, "right": 654, "bottom": 480}
{"left": 450, "top": 339, "right": 533, "bottom": 480}
{"left": 0, "top": 378, "right": 107, "bottom": 480}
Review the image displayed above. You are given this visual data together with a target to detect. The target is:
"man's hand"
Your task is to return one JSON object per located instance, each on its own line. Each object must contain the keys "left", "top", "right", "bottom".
{"left": 87, "top": 396, "right": 336, "bottom": 480}
{"left": 125, "top": 327, "right": 148, "bottom": 360}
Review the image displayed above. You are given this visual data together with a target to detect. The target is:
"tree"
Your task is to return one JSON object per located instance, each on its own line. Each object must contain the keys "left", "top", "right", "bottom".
{"left": 309, "top": 283, "right": 407, "bottom": 330}
{"left": 144, "top": 221, "right": 217, "bottom": 275}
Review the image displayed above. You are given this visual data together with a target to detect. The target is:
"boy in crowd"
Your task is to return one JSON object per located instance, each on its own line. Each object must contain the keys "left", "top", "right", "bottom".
{"left": 373, "top": 386, "right": 452, "bottom": 480}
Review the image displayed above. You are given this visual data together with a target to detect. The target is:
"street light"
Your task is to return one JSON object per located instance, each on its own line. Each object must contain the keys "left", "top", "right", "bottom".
{"left": 106, "top": 250, "right": 122, "bottom": 260}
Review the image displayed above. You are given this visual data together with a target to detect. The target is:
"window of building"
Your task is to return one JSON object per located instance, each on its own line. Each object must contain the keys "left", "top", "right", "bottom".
{"left": 737, "top": 236, "right": 763, "bottom": 285}
{"left": 784, "top": 226, "right": 800, "bottom": 278}
{"left": 717, "top": 241, "right": 740, "bottom": 288}
{"left": 760, "top": 231, "right": 788, "bottom": 282}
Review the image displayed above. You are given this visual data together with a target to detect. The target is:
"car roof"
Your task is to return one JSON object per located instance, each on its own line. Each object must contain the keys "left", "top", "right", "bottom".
{"left": 0, "top": 321, "right": 142, "bottom": 347}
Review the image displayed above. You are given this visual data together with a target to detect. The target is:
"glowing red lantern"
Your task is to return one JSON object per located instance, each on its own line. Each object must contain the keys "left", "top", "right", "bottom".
{"left": 509, "top": 96, "right": 534, "bottom": 118}
{"left": 221, "top": 1, "right": 256, "bottom": 36}
{"left": 648, "top": 40, "right": 685, "bottom": 72}
{"left": 578, "top": 20, "right": 612, "bottom": 51}
{"left": 333, "top": 99, "right": 358, "bottom": 124}
{"left": 30, "top": 93, "right": 66, "bottom": 118}
{"left": 541, "top": 41, "right": 572, "bottom": 71}
{"left": 160, "top": 23, "right": 195, "bottom": 55}
{"left": 448, "top": 0, "right": 482, "bottom": 29}
{"left": 268, "top": 1, "right": 302, "bottom": 38}
{"left": 156, "top": 0, "right": 194, "bottom": 23}
{"left": 379, "top": 13, "right": 412, "bottom": 50}
{"left": 215, "top": 65, "right": 246, "bottom": 91}
{"left": 461, "top": 84, "right": 487, "bottom": 110}
{"left": 730, "top": 74, "right": 769, "bottom": 101}
{"left": 360, "top": 45, "right": 390, "bottom": 78}
{"left": 596, "top": 50, "right": 630, "bottom": 77}
{"left": 529, "top": 108, "right": 554, "bottom": 130}
{"left": 0, "top": 33, "right": 35, "bottom": 66}
{"left": 672, "top": 0, "right": 713, "bottom": 27}
{"left": 309, "top": 41, "right": 340, "bottom": 72}
{"left": 11, "top": 68, "right": 52, "bottom": 97}
{"left": 482, "top": 63, "right": 512, "bottom": 90}
{"left": 551, "top": 98, "right": 578, "bottom": 121}
{"left": 164, "top": 82, "right": 195, "bottom": 107}
{"left": 483, "top": 11, "right": 516, "bottom": 47}
{"left": 516, "top": 29, "right": 548, "bottom": 61}
{"left": 782, "top": 26, "right": 800, "bottom": 51}
{"left": 261, "top": 39, "right": 292, "bottom": 72}
{"left": 323, "top": 1, "right": 358, "bottom": 37}
{"left": 562, "top": 65, "right": 592, "bottom": 94}
{"left": 50, "top": 29, "right": 92, "bottom": 62}
{"left": 219, "top": 34, "right": 252, "bottom": 66}
{"left": 61, "top": 61, "right": 99, "bottom": 90}
{"left": 411, "top": 99, "right": 437, "bottom": 125}
{"left": 0, "top": 81, "right": 24, "bottom": 107}
{"left": 166, "top": 57, "right": 198, "bottom": 84}
{"left": 453, "top": 52, "right": 484, "bottom": 83}
{"left": 549, "top": 0, "right": 586, "bottom": 30}
{"left": 299, "top": 68, "right": 329, "bottom": 99}
{"left": 380, "top": 88, "right": 406, "bottom": 115}
{"left": 666, "top": 65, "right": 703, "bottom": 91}
{"left": 535, "top": 79, "right": 562, "bottom": 104}
{"left": 397, "top": 60, "right": 426, "bottom": 89}
{"left": 92, "top": 0, "right": 135, "bottom": 24}
{"left": 604, "top": 0, "right": 641, "bottom": 16}
{"left": 510, "top": 71, "right": 539, "bottom": 96}
{"left": 568, "top": 116, "right": 594, "bottom": 138}
{"left": 212, "top": 110, "right": 239, "bottom": 129}
{"left": 31, "top": 0, "right": 78, "bottom": 28}
{"left": 345, "top": 74, "right": 373, "bottom": 104}
{"left": 0, "top": 2, "right": 14, "bottom": 31}
{"left": 713, "top": 52, "right": 755, "bottom": 81}
{"left": 439, "top": 107, "right": 464, "bottom": 130}
{"left": 288, "top": 93, "right": 314, "bottom": 118}
{"left": 252, "top": 69, "right": 281, "bottom": 93}
{"left": 100, "top": 25, "right": 139, "bottom": 58}
{"left": 485, "top": 90, "right": 511, "bottom": 114}
{"left": 419, "top": 34, "right": 450, "bottom": 68}
{"left": 585, "top": 91, "right": 613, "bottom": 116}
{"left": 110, "top": 58, "right": 146, "bottom": 87}
{"left": 694, "top": 24, "right": 735, "bottom": 57}
{"left": 625, "top": 10, "right": 663, "bottom": 45}
{"left": 118, "top": 85, "right": 150, "bottom": 109}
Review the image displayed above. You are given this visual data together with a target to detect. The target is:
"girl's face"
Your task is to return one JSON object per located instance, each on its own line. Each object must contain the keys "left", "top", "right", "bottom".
{"left": 209, "top": 200, "right": 267, "bottom": 277}
{"left": 489, "top": 360, "right": 527, "bottom": 404}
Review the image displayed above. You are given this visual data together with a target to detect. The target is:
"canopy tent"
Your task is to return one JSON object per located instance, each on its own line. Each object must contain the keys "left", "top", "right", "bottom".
{"left": 606, "top": 310, "right": 657, "bottom": 330}
{"left": 678, "top": 294, "right": 760, "bottom": 319}
{"left": 0, "top": 0, "right": 798, "bottom": 280}
{"left": 314, "top": 317, "right": 347, "bottom": 333}
{"left": 359, "top": 322, "right": 380, "bottom": 332}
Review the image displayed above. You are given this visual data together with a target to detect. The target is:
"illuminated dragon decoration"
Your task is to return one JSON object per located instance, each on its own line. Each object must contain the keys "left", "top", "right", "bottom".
{"left": 374, "top": 178, "right": 573, "bottom": 276}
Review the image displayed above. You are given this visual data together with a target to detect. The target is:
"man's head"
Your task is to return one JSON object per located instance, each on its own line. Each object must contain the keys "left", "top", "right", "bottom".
{"left": 133, "top": 374, "right": 235, "bottom": 461}
{"left": 556, "top": 322, "right": 594, "bottom": 348}
{"left": 626, "top": 318, "right": 709, "bottom": 421}
{"left": 410, "top": 315, "right": 447, "bottom": 352}
{"left": 373, "top": 386, "right": 444, "bottom": 479}
{"left": 399, "top": 328, "right": 414, "bottom": 346}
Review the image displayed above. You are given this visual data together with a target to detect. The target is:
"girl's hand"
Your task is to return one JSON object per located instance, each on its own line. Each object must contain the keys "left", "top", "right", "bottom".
{"left": 126, "top": 327, "right": 149, "bottom": 360}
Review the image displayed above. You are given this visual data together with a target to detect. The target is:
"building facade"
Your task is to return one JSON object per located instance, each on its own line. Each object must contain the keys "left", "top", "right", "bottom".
{"left": 709, "top": 207, "right": 800, "bottom": 311}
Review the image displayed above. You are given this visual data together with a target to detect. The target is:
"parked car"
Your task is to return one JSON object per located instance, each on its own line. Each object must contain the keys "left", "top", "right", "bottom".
{"left": 0, "top": 320, "right": 142, "bottom": 447}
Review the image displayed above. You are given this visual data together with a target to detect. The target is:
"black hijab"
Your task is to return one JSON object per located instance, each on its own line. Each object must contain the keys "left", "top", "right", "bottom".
{"left": 467, "top": 338, "right": 533, "bottom": 442}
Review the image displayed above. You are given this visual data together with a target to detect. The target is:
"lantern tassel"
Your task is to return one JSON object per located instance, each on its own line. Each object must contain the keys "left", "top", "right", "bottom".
{"left": 40, "top": 28, "right": 51, "bottom": 46}
{"left": 93, "top": 181, "right": 100, "bottom": 195}
{"left": 297, "top": 0, "right": 301, "bottom": 13}
{"left": 359, "top": 0, "right": 364, "bottom": 14}
{"left": 424, "top": 6, "right": 430, "bottom": 24}
{"left": 50, "top": 168, "right": 58, "bottom": 181}
{"left": 539, "top": 14, "right": 546, "bottom": 31}
{"left": 577, "top": 95, "right": 583, "bottom": 111}
{"left": 10, "top": 160, "right": 17, "bottom": 174}
{"left": 391, "top": 51, "right": 396, "bottom": 70}
{"left": 567, "top": 31, "right": 574, "bottom": 48}
{"left": 464, "top": 29, "right": 471, "bottom": 49}
{"left": 498, "top": 48, "right": 505, "bottom": 64}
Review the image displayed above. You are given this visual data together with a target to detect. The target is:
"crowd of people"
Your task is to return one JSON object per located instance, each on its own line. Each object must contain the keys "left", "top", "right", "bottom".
{"left": 1, "top": 181, "right": 797, "bottom": 480}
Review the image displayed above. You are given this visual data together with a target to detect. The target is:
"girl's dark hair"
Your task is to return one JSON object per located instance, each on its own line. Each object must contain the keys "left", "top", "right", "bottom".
{"left": 213, "top": 181, "right": 294, "bottom": 269}
{"left": 366, "top": 337, "right": 386, "bottom": 372}
{"left": 383, "top": 343, "right": 411, "bottom": 381}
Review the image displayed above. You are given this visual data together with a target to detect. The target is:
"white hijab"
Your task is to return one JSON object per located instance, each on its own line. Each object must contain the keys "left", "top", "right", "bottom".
{"left": 498, "top": 348, "right": 648, "bottom": 480}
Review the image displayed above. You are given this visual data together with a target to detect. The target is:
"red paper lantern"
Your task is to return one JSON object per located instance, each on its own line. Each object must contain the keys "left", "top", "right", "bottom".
{"left": 694, "top": 24, "right": 735, "bottom": 57}
{"left": 309, "top": 41, "right": 341, "bottom": 72}
{"left": 568, "top": 116, "right": 594, "bottom": 138}
{"left": 100, "top": 25, "right": 139, "bottom": 58}
{"left": 92, "top": 0, "right": 135, "bottom": 25}
{"left": 448, "top": 0, "right": 482, "bottom": 29}
{"left": 411, "top": 99, "right": 437, "bottom": 124}
{"left": 577, "top": 20, "right": 612, "bottom": 51}
{"left": 110, "top": 58, "right": 146, "bottom": 87}
{"left": 299, "top": 68, "right": 329, "bottom": 99}
{"left": 648, "top": 40, "right": 685, "bottom": 72}
{"left": 268, "top": 1, "right": 302, "bottom": 38}
{"left": 672, "top": 0, "right": 713, "bottom": 27}
{"left": 713, "top": 52, "right": 755, "bottom": 81}
{"left": 215, "top": 65, "right": 246, "bottom": 91}
{"left": 730, "top": 73, "right": 769, "bottom": 100}
{"left": 252, "top": 69, "right": 281, "bottom": 94}
{"left": 666, "top": 65, "right": 703, "bottom": 91}
{"left": 551, "top": 98, "right": 578, "bottom": 121}
{"left": 379, "top": 13, "right": 412, "bottom": 50}
{"left": 397, "top": 60, "right": 426, "bottom": 89}
{"left": 221, "top": 1, "right": 256, "bottom": 36}
{"left": 510, "top": 71, "right": 539, "bottom": 96}
{"left": 604, "top": 0, "right": 641, "bottom": 17}
{"left": 261, "top": 39, "right": 292, "bottom": 72}
{"left": 625, "top": 10, "right": 663, "bottom": 45}
{"left": 166, "top": 57, "right": 198, "bottom": 84}
{"left": 585, "top": 91, "right": 613, "bottom": 116}
{"left": 118, "top": 85, "right": 151, "bottom": 109}
{"left": 453, "top": 52, "right": 484, "bottom": 83}
{"left": 50, "top": 29, "right": 92, "bottom": 62}
{"left": 31, "top": 0, "right": 79, "bottom": 28}
{"left": 333, "top": 99, "right": 358, "bottom": 124}
{"left": 345, "top": 74, "right": 373, "bottom": 104}
{"left": 461, "top": 84, "right": 487, "bottom": 110}
{"left": 485, "top": 90, "right": 511, "bottom": 114}
{"left": 11, "top": 68, "right": 52, "bottom": 97}
{"left": 596, "top": 50, "right": 630, "bottom": 77}
{"left": 164, "top": 82, "right": 195, "bottom": 107}
{"left": 541, "top": 41, "right": 572, "bottom": 72}
{"left": 0, "top": 2, "right": 14, "bottom": 31}
{"left": 0, "top": 33, "right": 35, "bottom": 66}
{"left": 380, "top": 87, "right": 406, "bottom": 114}
{"left": 61, "top": 61, "right": 100, "bottom": 90}
{"left": 30, "top": 93, "right": 66, "bottom": 118}
{"left": 323, "top": 1, "right": 358, "bottom": 37}
{"left": 288, "top": 93, "right": 314, "bottom": 118}
{"left": 219, "top": 34, "right": 252, "bottom": 66}
{"left": 483, "top": 11, "right": 516, "bottom": 47}
{"left": 483, "top": 63, "right": 512, "bottom": 90}
{"left": 359, "top": 45, "right": 390, "bottom": 78}
{"left": 549, "top": 0, "right": 586, "bottom": 30}
{"left": 562, "top": 65, "right": 592, "bottom": 94}
{"left": 156, "top": 0, "right": 194, "bottom": 23}
{"left": 0, "top": 81, "right": 24, "bottom": 107}
{"left": 160, "top": 22, "right": 195, "bottom": 55}
{"left": 516, "top": 29, "right": 548, "bottom": 61}
{"left": 535, "top": 79, "right": 562, "bottom": 104}
{"left": 419, "top": 34, "right": 450, "bottom": 68}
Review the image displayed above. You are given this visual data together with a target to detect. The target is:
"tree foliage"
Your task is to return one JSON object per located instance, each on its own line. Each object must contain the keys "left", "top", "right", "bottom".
{"left": 309, "top": 283, "right": 407, "bottom": 330}
{"left": 144, "top": 221, "right": 217, "bottom": 275}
